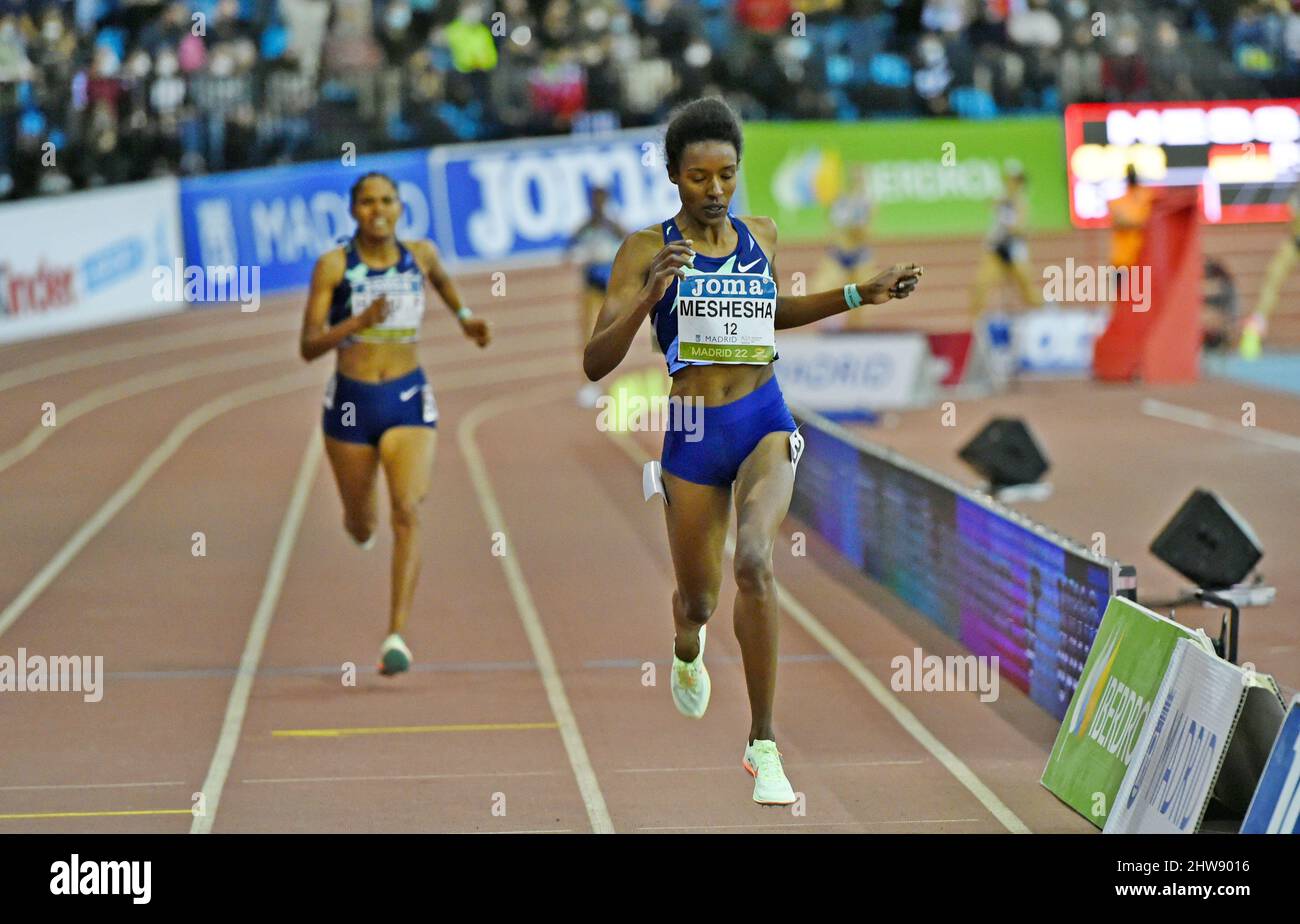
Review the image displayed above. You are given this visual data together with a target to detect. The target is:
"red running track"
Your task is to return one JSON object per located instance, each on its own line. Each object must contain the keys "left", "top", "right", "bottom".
{"left": 0, "top": 263, "right": 1143, "bottom": 834}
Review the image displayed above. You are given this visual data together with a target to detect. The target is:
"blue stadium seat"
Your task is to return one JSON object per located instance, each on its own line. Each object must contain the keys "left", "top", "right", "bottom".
{"left": 703, "top": 13, "right": 733, "bottom": 55}
{"left": 95, "top": 27, "right": 126, "bottom": 60}
{"left": 830, "top": 88, "right": 859, "bottom": 121}
{"left": 20, "top": 110, "right": 46, "bottom": 138}
{"left": 386, "top": 115, "right": 415, "bottom": 144}
{"left": 950, "top": 86, "right": 997, "bottom": 119}
{"left": 261, "top": 24, "right": 288, "bottom": 61}
{"left": 868, "top": 54, "right": 911, "bottom": 88}
{"left": 826, "top": 54, "right": 853, "bottom": 87}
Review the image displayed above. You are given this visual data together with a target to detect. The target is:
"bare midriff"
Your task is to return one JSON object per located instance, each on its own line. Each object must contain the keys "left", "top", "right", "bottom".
{"left": 336, "top": 341, "right": 420, "bottom": 384}
{"left": 670, "top": 361, "right": 775, "bottom": 407}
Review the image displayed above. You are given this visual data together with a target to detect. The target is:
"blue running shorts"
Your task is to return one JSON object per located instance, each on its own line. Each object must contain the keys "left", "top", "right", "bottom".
{"left": 661, "top": 375, "right": 797, "bottom": 488}
{"left": 322, "top": 367, "right": 437, "bottom": 446}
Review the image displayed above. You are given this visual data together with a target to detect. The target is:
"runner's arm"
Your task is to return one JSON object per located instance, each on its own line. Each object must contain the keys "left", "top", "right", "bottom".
{"left": 583, "top": 228, "right": 690, "bottom": 381}
{"left": 745, "top": 215, "right": 923, "bottom": 329}
{"left": 413, "top": 239, "right": 489, "bottom": 347}
{"left": 300, "top": 250, "right": 369, "bottom": 361}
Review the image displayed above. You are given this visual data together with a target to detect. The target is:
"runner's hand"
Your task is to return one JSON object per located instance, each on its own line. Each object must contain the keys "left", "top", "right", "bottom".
{"left": 461, "top": 316, "right": 491, "bottom": 348}
{"left": 358, "top": 295, "right": 391, "bottom": 327}
{"left": 643, "top": 241, "right": 696, "bottom": 303}
{"left": 861, "top": 264, "right": 924, "bottom": 305}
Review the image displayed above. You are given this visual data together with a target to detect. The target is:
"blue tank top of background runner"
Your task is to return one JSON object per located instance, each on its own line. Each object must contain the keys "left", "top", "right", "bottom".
{"left": 651, "top": 215, "right": 772, "bottom": 375}
{"left": 328, "top": 238, "right": 425, "bottom": 345}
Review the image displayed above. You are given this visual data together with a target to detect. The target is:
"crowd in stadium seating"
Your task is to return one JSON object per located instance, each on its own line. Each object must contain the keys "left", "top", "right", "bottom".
{"left": 1, "top": 0, "right": 1298, "bottom": 200}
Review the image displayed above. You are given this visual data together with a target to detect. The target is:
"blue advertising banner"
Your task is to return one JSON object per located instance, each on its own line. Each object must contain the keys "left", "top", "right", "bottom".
{"left": 1241, "top": 695, "right": 1300, "bottom": 834}
{"left": 428, "top": 128, "right": 740, "bottom": 269}
{"left": 178, "top": 130, "right": 753, "bottom": 298}
{"left": 179, "top": 150, "right": 434, "bottom": 299}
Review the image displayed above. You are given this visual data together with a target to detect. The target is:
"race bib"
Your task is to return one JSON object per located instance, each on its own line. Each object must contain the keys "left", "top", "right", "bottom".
{"left": 352, "top": 273, "right": 425, "bottom": 341}
{"left": 675, "top": 273, "right": 777, "bottom": 364}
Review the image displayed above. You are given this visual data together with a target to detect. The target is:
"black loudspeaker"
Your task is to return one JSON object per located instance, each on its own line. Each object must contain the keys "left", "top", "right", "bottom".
{"left": 1150, "top": 489, "right": 1263, "bottom": 590}
{"left": 958, "top": 418, "right": 1049, "bottom": 489}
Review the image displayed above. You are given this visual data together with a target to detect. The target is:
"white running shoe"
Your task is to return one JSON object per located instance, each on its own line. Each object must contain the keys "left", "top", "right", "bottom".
{"left": 743, "top": 739, "right": 797, "bottom": 805}
{"left": 352, "top": 533, "right": 376, "bottom": 551}
{"left": 576, "top": 383, "right": 603, "bottom": 408}
{"left": 670, "top": 625, "right": 710, "bottom": 718}
{"left": 377, "top": 633, "right": 412, "bottom": 677}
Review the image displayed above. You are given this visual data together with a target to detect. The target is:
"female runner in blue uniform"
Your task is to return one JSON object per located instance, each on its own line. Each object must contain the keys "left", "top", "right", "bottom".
{"left": 584, "top": 99, "right": 923, "bottom": 805}
{"left": 299, "top": 172, "right": 491, "bottom": 676}
{"left": 568, "top": 185, "right": 626, "bottom": 407}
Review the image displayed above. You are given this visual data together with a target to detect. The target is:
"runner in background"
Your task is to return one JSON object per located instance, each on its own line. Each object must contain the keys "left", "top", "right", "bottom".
{"left": 968, "top": 160, "right": 1042, "bottom": 385}
{"left": 1240, "top": 182, "right": 1300, "bottom": 360}
{"left": 569, "top": 186, "right": 627, "bottom": 406}
{"left": 299, "top": 172, "right": 492, "bottom": 677}
{"left": 1108, "top": 164, "right": 1155, "bottom": 279}
{"left": 813, "top": 165, "right": 878, "bottom": 331}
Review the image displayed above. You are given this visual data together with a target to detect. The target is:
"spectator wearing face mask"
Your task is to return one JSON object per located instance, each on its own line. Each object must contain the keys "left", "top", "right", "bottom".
{"left": 1101, "top": 19, "right": 1147, "bottom": 101}
{"left": 1148, "top": 17, "right": 1198, "bottom": 100}
{"left": 1058, "top": 16, "right": 1102, "bottom": 105}
{"left": 378, "top": 1, "right": 419, "bottom": 68}
{"left": 914, "top": 32, "right": 954, "bottom": 115}
{"left": 280, "top": 0, "right": 330, "bottom": 78}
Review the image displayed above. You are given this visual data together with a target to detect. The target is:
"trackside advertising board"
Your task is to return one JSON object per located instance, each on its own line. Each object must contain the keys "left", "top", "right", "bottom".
{"left": 1013, "top": 306, "right": 1108, "bottom": 375}
{"left": 179, "top": 128, "right": 699, "bottom": 296}
{"left": 741, "top": 118, "right": 1070, "bottom": 242}
{"left": 1241, "top": 695, "right": 1300, "bottom": 834}
{"left": 179, "top": 149, "right": 436, "bottom": 299}
{"left": 0, "top": 178, "right": 184, "bottom": 343}
{"left": 428, "top": 128, "right": 694, "bottom": 269}
{"left": 1041, "top": 596, "right": 1212, "bottom": 827}
{"left": 1104, "top": 639, "right": 1283, "bottom": 834}
{"left": 788, "top": 407, "right": 1120, "bottom": 720}
{"left": 774, "top": 332, "right": 930, "bottom": 413}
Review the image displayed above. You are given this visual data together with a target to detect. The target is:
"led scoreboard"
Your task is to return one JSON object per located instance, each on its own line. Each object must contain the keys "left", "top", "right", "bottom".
{"left": 1064, "top": 99, "right": 1300, "bottom": 227}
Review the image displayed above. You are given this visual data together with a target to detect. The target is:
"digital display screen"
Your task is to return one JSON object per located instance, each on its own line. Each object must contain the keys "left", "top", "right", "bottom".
{"left": 1064, "top": 99, "right": 1300, "bottom": 227}
{"left": 789, "top": 413, "right": 1115, "bottom": 720}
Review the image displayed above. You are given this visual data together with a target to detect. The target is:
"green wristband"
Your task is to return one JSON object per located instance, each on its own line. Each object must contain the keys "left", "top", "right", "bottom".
{"left": 456, "top": 306, "right": 473, "bottom": 322}
{"left": 843, "top": 284, "right": 863, "bottom": 309}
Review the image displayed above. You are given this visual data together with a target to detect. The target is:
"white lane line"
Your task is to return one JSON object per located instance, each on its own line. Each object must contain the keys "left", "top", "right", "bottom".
{"left": 459, "top": 386, "right": 615, "bottom": 834}
{"left": 604, "top": 429, "right": 1033, "bottom": 835}
{"left": 191, "top": 433, "right": 321, "bottom": 835}
{"left": 241, "top": 771, "right": 562, "bottom": 785}
{"left": 0, "top": 346, "right": 290, "bottom": 473}
{"left": 0, "top": 354, "right": 574, "bottom": 642}
{"left": 0, "top": 326, "right": 578, "bottom": 475}
{"left": 189, "top": 357, "right": 574, "bottom": 834}
{"left": 1141, "top": 398, "right": 1300, "bottom": 454}
{"left": 614, "top": 760, "right": 926, "bottom": 774}
{"left": 0, "top": 299, "right": 573, "bottom": 395}
{"left": 0, "top": 368, "right": 319, "bottom": 639}
{"left": 637, "top": 819, "right": 983, "bottom": 831}
{"left": 0, "top": 314, "right": 297, "bottom": 394}
{"left": 0, "top": 781, "right": 186, "bottom": 792}
{"left": 774, "top": 587, "right": 1032, "bottom": 834}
